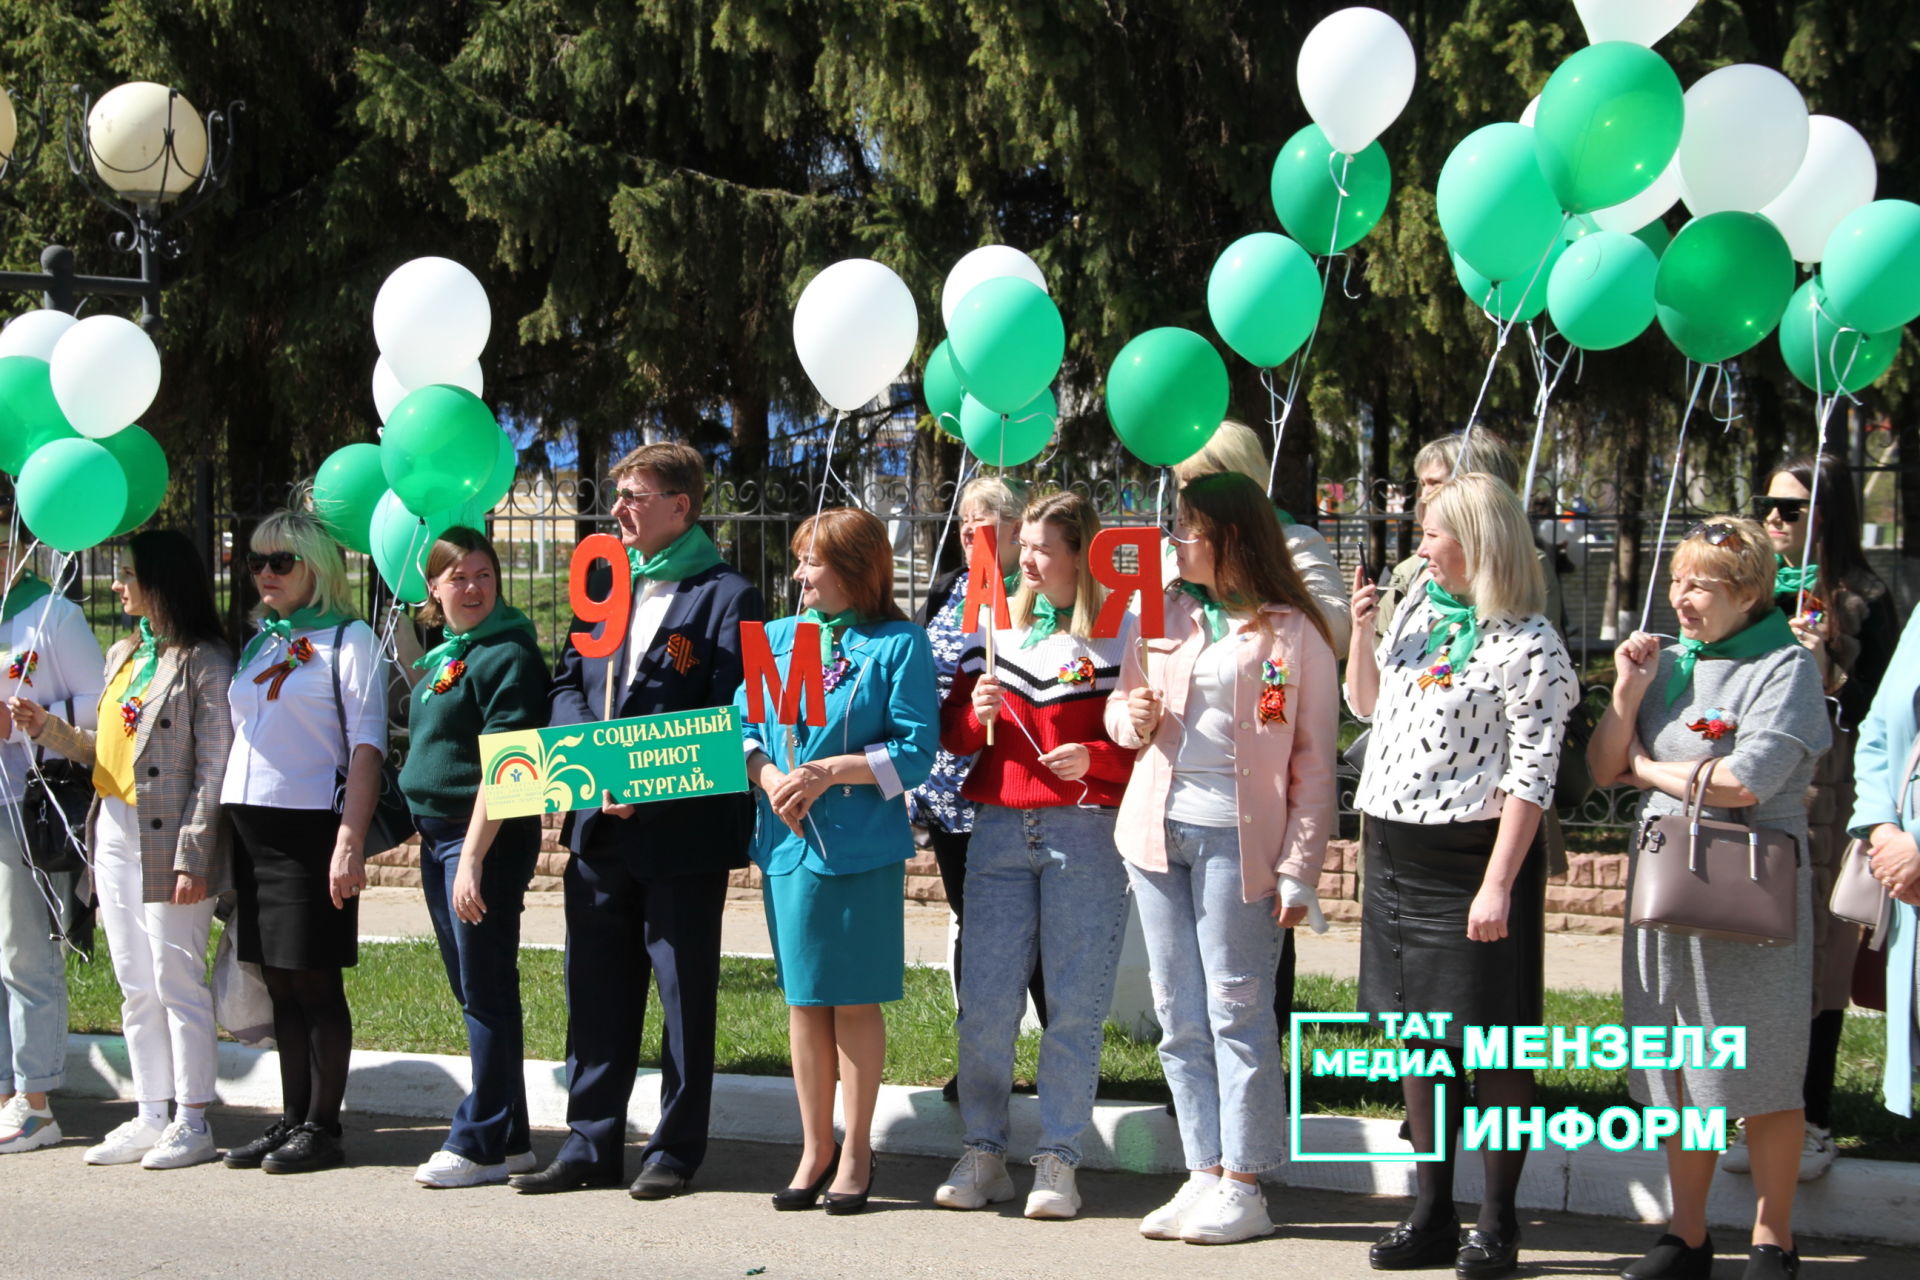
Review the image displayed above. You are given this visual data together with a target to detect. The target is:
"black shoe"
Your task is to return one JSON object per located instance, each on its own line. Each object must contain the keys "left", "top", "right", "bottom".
{"left": 940, "top": 1075, "right": 959, "bottom": 1104}
{"left": 1456, "top": 1227, "right": 1522, "bottom": 1279}
{"left": 223, "top": 1119, "right": 296, "bottom": 1169}
{"left": 1740, "top": 1245, "right": 1797, "bottom": 1280}
{"left": 510, "top": 1157, "right": 620, "bottom": 1194}
{"left": 822, "top": 1155, "right": 876, "bottom": 1216}
{"left": 629, "top": 1161, "right": 691, "bottom": 1200}
{"left": 1371, "top": 1220, "right": 1462, "bottom": 1270}
{"left": 1623, "top": 1233, "right": 1715, "bottom": 1280}
{"left": 772, "top": 1145, "right": 840, "bottom": 1211}
{"left": 261, "top": 1123, "right": 344, "bottom": 1174}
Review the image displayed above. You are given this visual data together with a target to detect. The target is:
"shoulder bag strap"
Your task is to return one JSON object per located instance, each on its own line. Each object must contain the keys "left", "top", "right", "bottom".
{"left": 1899, "top": 730, "right": 1920, "bottom": 824}
{"left": 327, "top": 622, "right": 351, "bottom": 767}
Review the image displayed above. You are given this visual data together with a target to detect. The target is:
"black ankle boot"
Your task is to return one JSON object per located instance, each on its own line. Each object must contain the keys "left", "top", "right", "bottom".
{"left": 1740, "top": 1245, "right": 1797, "bottom": 1280}
{"left": 1622, "top": 1233, "right": 1715, "bottom": 1280}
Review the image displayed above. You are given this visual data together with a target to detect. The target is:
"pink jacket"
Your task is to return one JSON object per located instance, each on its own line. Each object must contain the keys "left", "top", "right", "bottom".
{"left": 1104, "top": 591, "right": 1338, "bottom": 904}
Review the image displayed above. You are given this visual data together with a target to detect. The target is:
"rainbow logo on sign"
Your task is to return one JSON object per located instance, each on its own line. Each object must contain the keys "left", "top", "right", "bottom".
{"left": 488, "top": 747, "right": 541, "bottom": 787}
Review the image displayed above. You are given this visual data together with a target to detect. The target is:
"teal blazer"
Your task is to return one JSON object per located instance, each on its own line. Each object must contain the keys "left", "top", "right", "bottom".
{"left": 734, "top": 616, "right": 938, "bottom": 876}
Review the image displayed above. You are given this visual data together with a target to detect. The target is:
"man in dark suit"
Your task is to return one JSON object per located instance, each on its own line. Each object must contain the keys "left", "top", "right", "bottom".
{"left": 511, "top": 442, "right": 764, "bottom": 1200}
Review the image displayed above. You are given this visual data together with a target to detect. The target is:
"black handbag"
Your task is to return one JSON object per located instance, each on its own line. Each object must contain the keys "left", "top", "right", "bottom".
{"left": 325, "top": 623, "right": 414, "bottom": 853}
{"left": 23, "top": 699, "right": 93, "bottom": 875}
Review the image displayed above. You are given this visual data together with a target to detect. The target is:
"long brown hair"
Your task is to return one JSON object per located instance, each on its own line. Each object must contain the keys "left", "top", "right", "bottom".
{"left": 791, "top": 508, "right": 908, "bottom": 622}
{"left": 1177, "top": 472, "right": 1331, "bottom": 648}
{"left": 1011, "top": 490, "right": 1107, "bottom": 639}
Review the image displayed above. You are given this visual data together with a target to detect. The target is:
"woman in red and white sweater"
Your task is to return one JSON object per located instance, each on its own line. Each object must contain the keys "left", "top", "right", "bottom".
{"left": 931, "top": 490, "right": 1135, "bottom": 1223}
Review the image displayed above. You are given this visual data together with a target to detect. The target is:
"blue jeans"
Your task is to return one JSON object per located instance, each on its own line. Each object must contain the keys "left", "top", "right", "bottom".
{"left": 1129, "top": 820, "right": 1287, "bottom": 1173}
{"left": 957, "top": 804, "right": 1128, "bottom": 1166}
{"left": 417, "top": 813, "right": 540, "bottom": 1164}
{"left": 0, "top": 808, "right": 65, "bottom": 1094}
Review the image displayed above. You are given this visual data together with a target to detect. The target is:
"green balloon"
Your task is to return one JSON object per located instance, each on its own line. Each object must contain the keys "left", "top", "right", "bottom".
{"left": 1548, "top": 230, "right": 1659, "bottom": 351}
{"left": 369, "top": 488, "right": 458, "bottom": 604}
{"left": 98, "top": 425, "right": 170, "bottom": 537}
{"left": 16, "top": 437, "right": 125, "bottom": 553}
{"left": 1532, "top": 41, "right": 1684, "bottom": 215}
{"left": 381, "top": 384, "right": 500, "bottom": 517}
{"left": 946, "top": 277, "right": 1065, "bottom": 415}
{"left": 0, "top": 357, "right": 74, "bottom": 475}
{"left": 960, "top": 389, "right": 1055, "bottom": 467}
{"left": 1778, "top": 279, "right": 1902, "bottom": 394}
{"left": 473, "top": 428, "right": 518, "bottom": 514}
{"left": 1822, "top": 199, "right": 1920, "bottom": 333}
{"left": 1104, "top": 328, "right": 1229, "bottom": 467}
{"left": 1654, "top": 212, "right": 1796, "bottom": 363}
{"left": 1206, "top": 232, "right": 1323, "bottom": 367}
{"left": 1437, "top": 123, "right": 1565, "bottom": 284}
{"left": 1269, "top": 124, "right": 1391, "bottom": 255}
{"left": 1452, "top": 239, "right": 1565, "bottom": 324}
{"left": 313, "top": 442, "right": 389, "bottom": 554}
{"left": 923, "top": 339, "right": 966, "bottom": 439}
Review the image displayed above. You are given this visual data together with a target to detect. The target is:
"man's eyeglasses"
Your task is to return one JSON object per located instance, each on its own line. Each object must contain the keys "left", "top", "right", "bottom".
{"left": 612, "top": 488, "right": 683, "bottom": 507}
{"left": 246, "top": 551, "right": 302, "bottom": 576}
{"left": 1750, "top": 495, "right": 1809, "bottom": 524}
{"left": 1683, "top": 522, "right": 1742, "bottom": 548}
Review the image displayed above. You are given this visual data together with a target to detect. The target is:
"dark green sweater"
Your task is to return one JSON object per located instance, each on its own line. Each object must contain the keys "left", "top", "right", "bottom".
{"left": 400, "top": 629, "right": 551, "bottom": 820}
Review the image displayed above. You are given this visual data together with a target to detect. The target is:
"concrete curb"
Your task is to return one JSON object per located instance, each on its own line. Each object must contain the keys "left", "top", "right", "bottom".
{"left": 62, "top": 1035, "right": 1920, "bottom": 1247}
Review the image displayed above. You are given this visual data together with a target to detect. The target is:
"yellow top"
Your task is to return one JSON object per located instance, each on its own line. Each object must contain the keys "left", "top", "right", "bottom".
{"left": 92, "top": 660, "right": 137, "bottom": 806}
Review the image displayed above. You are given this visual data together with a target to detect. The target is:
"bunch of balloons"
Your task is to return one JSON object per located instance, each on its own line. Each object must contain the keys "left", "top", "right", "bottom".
{"left": 312, "top": 257, "right": 518, "bottom": 603}
{"left": 913, "top": 246, "right": 1061, "bottom": 468}
{"left": 0, "top": 309, "right": 168, "bottom": 553}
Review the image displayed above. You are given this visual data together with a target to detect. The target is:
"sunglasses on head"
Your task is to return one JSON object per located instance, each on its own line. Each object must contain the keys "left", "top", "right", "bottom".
{"left": 246, "top": 551, "right": 302, "bottom": 576}
{"left": 1684, "top": 522, "right": 1743, "bottom": 548}
{"left": 1750, "top": 495, "right": 1809, "bottom": 523}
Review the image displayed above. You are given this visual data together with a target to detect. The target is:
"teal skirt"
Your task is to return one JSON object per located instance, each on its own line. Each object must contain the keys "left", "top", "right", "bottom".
{"left": 762, "top": 860, "right": 905, "bottom": 1006}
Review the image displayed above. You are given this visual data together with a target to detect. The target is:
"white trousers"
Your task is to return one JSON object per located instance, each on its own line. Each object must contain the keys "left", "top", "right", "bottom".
{"left": 93, "top": 796, "right": 218, "bottom": 1107}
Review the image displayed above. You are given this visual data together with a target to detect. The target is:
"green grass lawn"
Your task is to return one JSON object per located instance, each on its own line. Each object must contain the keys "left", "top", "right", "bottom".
{"left": 64, "top": 935, "right": 1920, "bottom": 1162}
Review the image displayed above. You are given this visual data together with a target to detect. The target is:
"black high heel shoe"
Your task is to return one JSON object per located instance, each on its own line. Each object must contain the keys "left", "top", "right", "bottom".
{"left": 822, "top": 1155, "right": 877, "bottom": 1216}
{"left": 772, "top": 1145, "right": 840, "bottom": 1211}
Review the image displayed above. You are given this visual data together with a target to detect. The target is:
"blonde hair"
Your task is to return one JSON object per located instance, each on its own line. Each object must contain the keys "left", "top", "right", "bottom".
{"left": 1422, "top": 474, "right": 1543, "bottom": 618}
{"left": 251, "top": 508, "right": 356, "bottom": 623}
{"left": 1172, "top": 420, "right": 1267, "bottom": 486}
{"left": 959, "top": 475, "right": 1026, "bottom": 523}
{"left": 1414, "top": 431, "right": 1520, "bottom": 489}
{"left": 1671, "top": 515, "right": 1775, "bottom": 616}
{"left": 1011, "top": 490, "right": 1107, "bottom": 639}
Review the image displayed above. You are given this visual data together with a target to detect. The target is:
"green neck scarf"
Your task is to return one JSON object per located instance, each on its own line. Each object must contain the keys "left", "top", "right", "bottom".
{"left": 1423, "top": 579, "right": 1481, "bottom": 670}
{"left": 1176, "top": 580, "right": 1232, "bottom": 643}
{"left": 1665, "top": 608, "right": 1798, "bottom": 706}
{"left": 627, "top": 525, "right": 724, "bottom": 583}
{"left": 1021, "top": 594, "right": 1073, "bottom": 648}
{"left": 1, "top": 571, "right": 52, "bottom": 623}
{"left": 123, "top": 617, "right": 164, "bottom": 705}
{"left": 1774, "top": 553, "right": 1820, "bottom": 597}
{"left": 236, "top": 603, "right": 356, "bottom": 674}
{"left": 412, "top": 600, "right": 537, "bottom": 699}
{"left": 1272, "top": 503, "right": 1295, "bottom": 527}
{"left": 800, "top": 607, "right": 860, "bottom": 663}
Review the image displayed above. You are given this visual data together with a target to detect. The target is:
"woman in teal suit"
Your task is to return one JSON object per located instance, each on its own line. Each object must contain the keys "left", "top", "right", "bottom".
{"left": 736, "top": 507, "right": 938, "bottom": 1216}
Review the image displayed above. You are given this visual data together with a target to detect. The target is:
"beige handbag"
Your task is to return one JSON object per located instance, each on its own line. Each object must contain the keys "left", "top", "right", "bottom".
{"left": 1828, "top": 735, "right": 1920, "bottom": 950}
{"left": 1628, "top": 757, "right": 1799, "bottom": 946}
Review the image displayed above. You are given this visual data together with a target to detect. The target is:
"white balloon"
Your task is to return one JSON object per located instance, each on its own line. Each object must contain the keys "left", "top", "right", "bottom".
{"left": 0, "top": 310, "right": 78, "bottom": 362}
{"left": 48, "top": 314, "right": 159, "bottom": 438}
{"left": 1571, "top": 0, "right": 1698, "bottom": 46}
{"left": 1760, "top": 115, "right": 1877, "bottom": 265}
{"left": 372, "top": 256, "right": 491, "bottom": 388}
{"left": 940, "top": 246, "right": 1047, "bottom": 330}
{"left": 371, "top": 354, "right": 484, "bottom": 423}
{"left": 1296, "top": 7, "right": 1416, "bottom": 156}
{"left": 792, "top": 259, "right": 919, "bottom": 413}
{"left": 1518, "top": 95, "right": 1540, "bottom": 128}
{"left": 1676, "top": 65, "right": 1809, "bottom": 216}
{"left": 1591, "top": 156, "right": 1681, "bottom": 233}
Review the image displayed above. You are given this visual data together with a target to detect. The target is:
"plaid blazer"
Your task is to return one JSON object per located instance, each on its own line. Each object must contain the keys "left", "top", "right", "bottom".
{"left": 39, "top": 636, "right": 236, "bottom": 903}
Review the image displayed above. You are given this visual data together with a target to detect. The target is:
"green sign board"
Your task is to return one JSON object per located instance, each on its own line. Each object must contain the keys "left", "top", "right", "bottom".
{"left": 480, "top": 706, "right": 748, "bottom": 820}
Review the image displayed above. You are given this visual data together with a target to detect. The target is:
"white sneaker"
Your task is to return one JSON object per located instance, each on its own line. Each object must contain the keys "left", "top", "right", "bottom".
{"left": 1024, "top": 1153, "right": 1082, "bottom": 1220}
{"left": 1140, "top": 1173, "right": 1219, "bottom": 1239}
{"left": 0, "top": 1097, "right": 60, "bottom": 1154}
{"left": 1719, "top": 1119, "right": 1751, "bottom": 1174}
{"left": 934, "top": 1148, "right": 1016, "bottom": 1209}
{"left": 414, "top": 1149, "right": 509, "bottom": 1188}
{"left": 1180, "top": 1178, "right": 1276, "bottom": 1245}
{"left": 1798, "top": 1123, "right": 1838, "bottom": 1182}
{"left": 505, "top": 1150, "right": 538, "bottom": 1175}
{"left": 84, "top": 1116, "right": 166, "bottom": 1165}
{"left": 141, "top": 1119, "right": 218, "bottom": 1170}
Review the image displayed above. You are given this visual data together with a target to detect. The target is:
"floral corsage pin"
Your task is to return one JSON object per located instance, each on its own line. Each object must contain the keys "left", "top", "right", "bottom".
{"left": 1257, "top": 659, "right": 1289, "bottom": 725}
{"left": 821, "top": 654, "right": 853, "bottom": 692}
{"left": 7, "top": 649, "right": 37, "bottom": 686}
{"left": 1057, "top": 656, "right": 1095, "bottom": 685}
{"left": 1686, "top": 708, "right": 1736, "bottom": 741}
{"left": 429, "top": 659, "right": 468, "bottom": 696}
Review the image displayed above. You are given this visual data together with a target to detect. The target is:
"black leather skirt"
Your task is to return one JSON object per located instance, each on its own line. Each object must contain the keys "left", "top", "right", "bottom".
{"left": 1357, "top": 815, "right": 1545, "bottom": 1047}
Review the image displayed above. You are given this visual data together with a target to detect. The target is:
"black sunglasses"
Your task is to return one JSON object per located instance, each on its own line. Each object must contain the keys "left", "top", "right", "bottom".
{"left": 1750, "top": 495, "right": 1808, "bottom": 524}
{"left": 1683, "top": 522, "right": 1744, "bottom": 548}
{"left": 246, "top": 551, "right": 303, "bottom": 576}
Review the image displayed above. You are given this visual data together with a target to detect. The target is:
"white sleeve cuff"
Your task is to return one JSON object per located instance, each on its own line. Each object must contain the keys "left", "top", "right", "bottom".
{"left": 744, "top": 737, "right": 765, "bottom": 760}
{"left": 865, "top": 742, "right": 904, "bottom": 800}
{"left": 1279, "top": 872, "right": 1329, "bottom": 934}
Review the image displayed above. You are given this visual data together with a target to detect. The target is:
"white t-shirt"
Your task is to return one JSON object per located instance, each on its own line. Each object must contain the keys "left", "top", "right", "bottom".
{"left": 1167, "top": 628, "right": 1249, "bottom": 828}
{"left": 0, "top": 591, "right": 105, "bottom": 806}
{"left": 223, "top": 618, "right": 388, "bottom": 810}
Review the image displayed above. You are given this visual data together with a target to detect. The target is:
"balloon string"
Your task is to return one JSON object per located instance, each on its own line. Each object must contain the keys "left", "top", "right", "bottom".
{"left": 1795, "top": 305, "right": 1867, "bottom": 617}
{"left": 1639, "top": 362, "right": 1714, "bottom": 633}
{"left": 927, "top": 454, "right": 977, "bottom": 597}
{"left": 1265, "top": 150, "right": 1353, "bottom": 496}
{"left": 803, "top": 409, "right": 847, "bottom": 611}
{"left": 1520, "top": 326, "right": 1571, "bottom": 512}
{"left": 1456, "top": 219, "right": 1567, "bottom": 472}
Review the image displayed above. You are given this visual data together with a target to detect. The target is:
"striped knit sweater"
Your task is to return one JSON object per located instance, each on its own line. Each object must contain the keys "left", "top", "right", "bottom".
{"left": 939, "top": 626, "right": 1135, "bottom": 809}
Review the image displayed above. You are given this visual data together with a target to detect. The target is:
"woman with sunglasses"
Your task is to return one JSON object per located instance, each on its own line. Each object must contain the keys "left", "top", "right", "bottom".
{"left": 10, "top": 531, "right": 232, "bottom": 1171}
{"left": 1729, "top": 457, "right": 1898, "bottom": 1183}
{"left": 1589, "top": 517, "right": 1830, "bottom": 1280}
{"left": 219, "top": 510, "right": 388, "bottom": 1174}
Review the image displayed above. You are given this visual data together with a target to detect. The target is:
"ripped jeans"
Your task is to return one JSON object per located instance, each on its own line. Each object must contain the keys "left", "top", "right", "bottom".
{"left": 1128, "top": 819, "right": 1287, "bottom": 1174}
